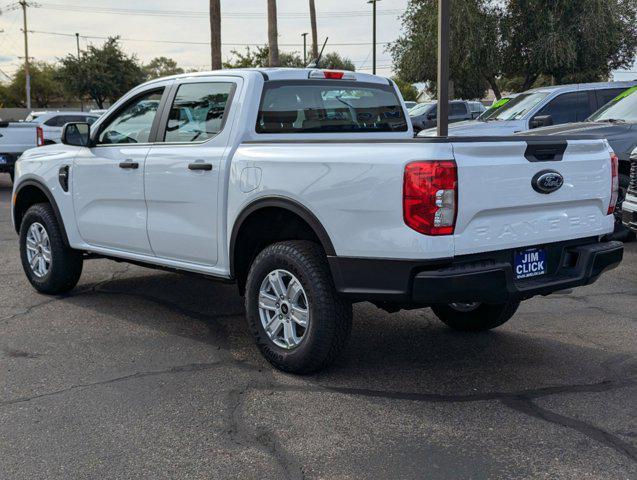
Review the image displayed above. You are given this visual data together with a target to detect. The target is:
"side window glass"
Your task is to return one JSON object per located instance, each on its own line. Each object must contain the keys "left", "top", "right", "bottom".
{"left": 450, "top": 103, "right": 467, "bottom": 116}
{"left": 164, "top": 82, "right": 234, "bottom": 143}
{"left": 98, "top": 89, "right": 164, "bottom": 144}
{"left": 535, "top": 92, "right": 587, "bottom": 125}
{"left": 596, "top": 89, "right": 626, "bottom": 110}
{"left": 59, "top": 116, "right": 76, "bottom": 126}
{"left": 86, "top": 116, "right": 98, "bottom": 125}
{"left": 44, "top": 116, "right": 62, "bottom": 127}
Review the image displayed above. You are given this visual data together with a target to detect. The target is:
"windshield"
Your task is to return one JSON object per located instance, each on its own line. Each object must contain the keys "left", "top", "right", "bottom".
{"left": 491, "top": 92, "right": 550, "bottom": 121}
{"left": 588, "top": 87, "right": 637, "bottom": 123}
{"left": 409, "top": 103, "right": 434, "bottom": 117}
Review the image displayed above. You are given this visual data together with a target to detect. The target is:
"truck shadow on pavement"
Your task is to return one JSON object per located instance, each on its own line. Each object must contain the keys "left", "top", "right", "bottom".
{"left": 53, "top": 267, "right": 637, "bottom": 465}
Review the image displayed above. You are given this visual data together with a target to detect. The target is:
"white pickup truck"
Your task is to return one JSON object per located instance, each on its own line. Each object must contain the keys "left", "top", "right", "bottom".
{"left": 0, "top": 121, "right": 41, "bottom": 181}
{"left": 11, "top": 68, "right": 624, "bottom": 373}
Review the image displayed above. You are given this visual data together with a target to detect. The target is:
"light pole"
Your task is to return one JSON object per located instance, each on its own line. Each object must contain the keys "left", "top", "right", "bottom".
{"left": 301, "top": 32, "right": 308, "bottom": 65}
{"left": 367, "top": 0, "right": 379, "bottom": 75}
{"left": 76, "top": 33, "right": 83, "bottom": 111}
{"left": 20, "top": 1, "right": 31, "bottom": 110}
{"left": 7, "top": 1, "right": 39, "bottom": 110}
{"left": 437, "top": 0, "right": 450, "bottom": 137}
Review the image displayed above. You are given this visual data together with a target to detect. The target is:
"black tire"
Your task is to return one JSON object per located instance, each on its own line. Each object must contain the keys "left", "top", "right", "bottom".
{"left": 611, "top": 174, "right": 636, "bottom": 242}
{"left": 431, "top": 301, "right": 520, "bottom": 332}
{"left": 9, "top": 169, "right": 14, "bottom": 184}
{"left": 244, "top": 240, "right": 352, "bottom": 374}
{"left": 19, "top": 203, "right": 83, "bottom": 295}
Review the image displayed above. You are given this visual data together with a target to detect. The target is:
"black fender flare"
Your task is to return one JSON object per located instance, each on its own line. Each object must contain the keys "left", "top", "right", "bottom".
{"left": 13, "top": 179, "right": 71, "bottom": 247}
{"left": 229, "top": 197, "right": 336, "bottom": 277}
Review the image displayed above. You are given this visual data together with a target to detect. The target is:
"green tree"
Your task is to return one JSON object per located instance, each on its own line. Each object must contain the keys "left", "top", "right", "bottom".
{"left": 224, "top": 46, "right": 304, "bottom": 68}
{"left": 59, "top": 37, "right": 146, "bottom": 109}
{"left": 392, "top": 77, "right": 419, "bottom": 101}
{"left": 144, "top": 57, "right": 184, "bottom": 80}
{"left": 390, "top": 0, "right": 502, "bottom": 100}
{"left": 502, "top": 0, "right": 637, "bottom": 89}
{"left": 224, "top": 46, "right": 355, "bottom": 71}
{"left": 5, "top": 62, "right": 67, "bottom": 108}
{"left": 320, "top": 52, "right": 356, "bottom": 71}
{"left": 0, "top": 83, "right": 18, "bottom": 108}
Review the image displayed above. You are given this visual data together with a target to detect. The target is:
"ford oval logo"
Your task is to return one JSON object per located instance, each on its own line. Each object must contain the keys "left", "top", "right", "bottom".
{"left": 532, "top": 170, "right": 564, "bottom": 194}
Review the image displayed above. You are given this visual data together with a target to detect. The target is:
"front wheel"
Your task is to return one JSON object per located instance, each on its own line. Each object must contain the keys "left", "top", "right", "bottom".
{"left": 244, "top": 240, "right": 352, "bottom": 374}
{"left": 19, "top": 203, "right": 83, "bottom": 294}
{"left": 431, "top": 301, "right": 520, "bottom": 332}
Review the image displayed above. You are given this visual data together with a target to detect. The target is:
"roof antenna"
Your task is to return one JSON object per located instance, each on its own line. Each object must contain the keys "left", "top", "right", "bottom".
{"left": 306, "top": 37, "right": 328, "bottom": 68}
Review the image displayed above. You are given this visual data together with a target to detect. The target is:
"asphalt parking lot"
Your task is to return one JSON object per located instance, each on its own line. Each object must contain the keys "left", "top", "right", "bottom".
{"left": 0, "top": 174, "right": 636, "bottom": 480}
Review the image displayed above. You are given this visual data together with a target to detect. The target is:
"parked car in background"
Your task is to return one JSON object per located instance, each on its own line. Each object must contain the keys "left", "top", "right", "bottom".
{"left": 404, "top": 101, "right": 417, "bottom": 109}
{"left": 25, "top": 111, "right": 101, "bottom": 144}
{"left": 529, "top": 85, "right": 637, "bottom": 239}
{"left": 621, "top": 155, "right": 637, "bottom": 236}
{"left": 420, "top": 81, "right": 637, "bottom": 137}
{"left": 0, "top": 121, "right": 40, "bottom": 182}
{"left": 467, "top": 101, "right": 487, "bottom": 119}
{"left": 409, "top": 100, "right": 475, "bottom": 133}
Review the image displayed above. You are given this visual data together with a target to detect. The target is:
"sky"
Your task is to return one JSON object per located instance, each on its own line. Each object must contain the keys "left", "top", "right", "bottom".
{"left": 0, "top": 0, "right": 635, "bottom": 84}
{"left": 0, "top": 0, "right": 409, "bottom": 81}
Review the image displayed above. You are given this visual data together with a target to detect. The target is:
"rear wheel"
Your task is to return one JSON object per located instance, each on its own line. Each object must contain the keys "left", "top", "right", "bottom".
{"left": 431, "top": 301, "right": 520, "bottom": 332}
{"left": 245, "top": 240, "right": 352, "bottom": 374}
{"left": 19, "top": 203, "right": 83, "bottom": 294}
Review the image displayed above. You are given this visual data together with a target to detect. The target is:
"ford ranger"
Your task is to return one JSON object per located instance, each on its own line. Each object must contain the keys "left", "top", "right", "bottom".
{"left": 11, "top": 68, "right": 624, "bottom": 373}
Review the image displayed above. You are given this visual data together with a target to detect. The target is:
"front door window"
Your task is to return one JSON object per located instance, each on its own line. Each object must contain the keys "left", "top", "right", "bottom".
{"left": 98, "top": 90, "right": 164, "bottom": 144}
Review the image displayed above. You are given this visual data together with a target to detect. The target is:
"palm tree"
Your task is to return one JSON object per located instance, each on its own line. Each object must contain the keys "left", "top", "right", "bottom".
{"left": 210, "top": 0, "right": 222, "bottom": 69}
{"left": 267, "top": 0, "right": 280, "bottom": 66}
{"left": 309, "top": 0, "right": 318, "bottom": 59}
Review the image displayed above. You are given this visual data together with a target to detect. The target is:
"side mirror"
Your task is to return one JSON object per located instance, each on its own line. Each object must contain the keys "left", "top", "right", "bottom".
{"left": 530, "top": 115, "right": 553, "bottom": 129}
{"left": 62, "top": 122, "right": 91, "bottom": 147}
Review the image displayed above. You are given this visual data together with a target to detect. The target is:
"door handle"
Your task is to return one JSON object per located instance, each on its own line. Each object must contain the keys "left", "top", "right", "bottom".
{"left": 119, "top": 161, "right": 139, "bottom": 169}
{"left": 188, "top": 162, "right": 213, "bottom": 171}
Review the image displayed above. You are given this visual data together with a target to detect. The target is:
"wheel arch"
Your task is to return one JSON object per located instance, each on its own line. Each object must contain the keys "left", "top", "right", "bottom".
{"left": 13, "top": 180, "right": 70, "bottom": 247}
{"left": 229, "top": 197, "right": 336, "bottom": 291}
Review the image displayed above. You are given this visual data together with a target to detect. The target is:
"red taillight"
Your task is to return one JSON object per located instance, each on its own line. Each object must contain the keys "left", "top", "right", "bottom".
{"left": 323, "top": 70, "right": 345, "bottom": 80}
{"left": 403, "top": 160, "right": 458, "bottom": 235}
{"left": 36, "top": 126, "right": 44, "bottom": 147}
{"left": 308, "top": 69, "right": 356, "bottom": 80}
{"left": 608, "top": 152, "right": 619, "bottom": 215}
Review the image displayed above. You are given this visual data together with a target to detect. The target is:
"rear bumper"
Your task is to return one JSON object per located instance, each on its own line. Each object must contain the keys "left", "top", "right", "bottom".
{"left": 0, "top": 153, "right": 18, "bottom": 172}
{"left": 328, "top": 238, "right": 623, "bottom": 305}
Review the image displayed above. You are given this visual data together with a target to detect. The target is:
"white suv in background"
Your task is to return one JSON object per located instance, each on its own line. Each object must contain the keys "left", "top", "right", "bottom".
{"left": 420, "top": 81, "right": 637, "bottom": 137}
{"left": 25, "top": 111, "right": 102, "bottom": 145}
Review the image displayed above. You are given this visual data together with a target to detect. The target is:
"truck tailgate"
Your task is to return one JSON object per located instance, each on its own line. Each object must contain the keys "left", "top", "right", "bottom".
{"left": 452, "top": 138, "right": 614, "bottom": 255}
{"left": 0, "top": 122, "right": 37, "bottom": 154}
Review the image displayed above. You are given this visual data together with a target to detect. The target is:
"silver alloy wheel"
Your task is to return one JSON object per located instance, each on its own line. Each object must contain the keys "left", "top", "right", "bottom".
{"left": 258, "top": 269, "right": 310, "bottom": 349}
{"left": 449, "top": 302, "right": 481, "bottom": 312}
{"left": 25, "top": 222, "right": 52, "bottom": 278}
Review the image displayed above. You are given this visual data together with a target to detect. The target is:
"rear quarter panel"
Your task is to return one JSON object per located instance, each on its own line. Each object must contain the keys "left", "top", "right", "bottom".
{"left": 227, "top": 141, "right": 455, "bottom": 260}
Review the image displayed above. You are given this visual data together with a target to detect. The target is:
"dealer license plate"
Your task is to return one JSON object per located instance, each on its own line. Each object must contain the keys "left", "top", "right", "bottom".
{"left": 514, "top": 247, "right": 547, "bottom": 280}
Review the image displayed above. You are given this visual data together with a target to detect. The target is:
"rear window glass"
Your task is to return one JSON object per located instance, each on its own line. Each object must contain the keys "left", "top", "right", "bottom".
{"left": 256, "top": 80, "right": 408, "bottom": 134}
